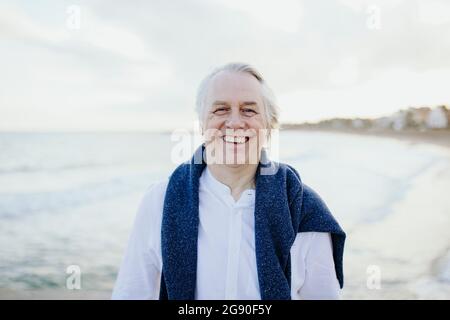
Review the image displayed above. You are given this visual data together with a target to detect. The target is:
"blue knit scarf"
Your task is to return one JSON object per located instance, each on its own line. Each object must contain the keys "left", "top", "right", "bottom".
{"left": 159, "top": 144, "right": 345, "bottom": 300}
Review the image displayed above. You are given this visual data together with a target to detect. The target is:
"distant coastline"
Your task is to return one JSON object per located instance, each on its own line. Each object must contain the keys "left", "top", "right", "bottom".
{"left": 281, "top": 105, "right": 450, "bottom": 149}
{"left": 281, "top": 126, "right": 450, "bottom": 149}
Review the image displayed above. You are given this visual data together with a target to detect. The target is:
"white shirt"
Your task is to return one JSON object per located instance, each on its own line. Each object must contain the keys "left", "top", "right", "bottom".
{"left": 112, "top": 167, "right": 340, "bottom": 300}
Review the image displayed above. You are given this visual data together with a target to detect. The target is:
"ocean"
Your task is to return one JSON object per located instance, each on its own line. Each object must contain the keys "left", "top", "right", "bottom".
{"left": 0, "top": 131, "right": 449, "bottom": 299}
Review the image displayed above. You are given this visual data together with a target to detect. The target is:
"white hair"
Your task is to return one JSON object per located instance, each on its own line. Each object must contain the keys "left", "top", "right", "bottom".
{"left": 195, "top": 63, "right": 280, "bottom": 131}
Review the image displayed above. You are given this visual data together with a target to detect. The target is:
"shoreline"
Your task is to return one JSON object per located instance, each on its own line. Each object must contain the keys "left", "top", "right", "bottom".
{"left": 283, "top": 127, "right": 450, "bottom": 149}
{"left": 342, "top": 145, "right": 450, "bottom": 299}
{"left": 284, "top": 127, "right": 450, "bottom": 298}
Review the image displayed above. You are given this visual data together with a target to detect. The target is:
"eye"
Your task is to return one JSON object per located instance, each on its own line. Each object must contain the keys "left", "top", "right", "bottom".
{"left": 242, "top": 108, "right": 257, "bottom": 116}
{"left": 213, "top": 107, "right": 229, "bottom": 115}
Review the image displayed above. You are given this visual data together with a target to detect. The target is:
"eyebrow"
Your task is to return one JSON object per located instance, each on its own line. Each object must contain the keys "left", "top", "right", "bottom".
{"left": 241, "top": 101, "right": 258, "bottom": 107}
{"left": 211, "top": 100, "right": 258, "bottom": 107}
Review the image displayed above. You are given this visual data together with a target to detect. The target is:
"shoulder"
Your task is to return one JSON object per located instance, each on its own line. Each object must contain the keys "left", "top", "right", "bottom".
{"left": 276, "top": 162, "right": 332, "bottom": 220}
{"left": 301, "top": 183, "right": 330, "bottom": 213}
{"left": 268, "top": 161, "right": 302, "bottom": 183}
{"left": 138, "top": 178, "right": 169, "bottom": 219}
{"left": 142, "top": 178, "right": 169, "bottom": 203}
{"left": 131, "top": 178, "right": 169, "bottom": 246}
{"left": 263, "top": 162, "right": 302, "bottom": 204}
{"left": 275, "top": 163, "right": 321, "bottom": 201}
{"left": 298, "top": 183, "right": 343, "bottom": 234}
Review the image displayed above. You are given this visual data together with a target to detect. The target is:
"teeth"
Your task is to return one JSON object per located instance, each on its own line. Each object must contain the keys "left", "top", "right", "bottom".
{"left": 223, "top": 136, "right": 247, "bottom": 144}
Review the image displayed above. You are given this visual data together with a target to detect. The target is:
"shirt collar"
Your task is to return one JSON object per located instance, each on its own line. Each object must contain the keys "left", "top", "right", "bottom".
{"left": 202, "top": 166, "right": 255, "bottom": 207}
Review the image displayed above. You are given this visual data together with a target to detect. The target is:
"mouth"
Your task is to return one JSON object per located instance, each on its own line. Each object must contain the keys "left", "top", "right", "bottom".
{"left": 222, "top": 135, "right": 250, "bottom": 145}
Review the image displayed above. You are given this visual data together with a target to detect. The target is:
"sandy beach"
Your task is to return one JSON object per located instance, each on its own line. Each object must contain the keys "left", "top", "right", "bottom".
{"left": 289, "top": 127, "right": 450, "bottom": 149}
{"left": 284, "top": 129, "right": 450, "bottom": 299}
{"left": 343, "top": 150, "right": 450, "bottom": 299}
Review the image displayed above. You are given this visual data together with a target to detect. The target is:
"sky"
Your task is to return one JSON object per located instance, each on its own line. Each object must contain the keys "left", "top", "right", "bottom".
{"left": 1, "top": 0, "right": 450, "bottom": 132}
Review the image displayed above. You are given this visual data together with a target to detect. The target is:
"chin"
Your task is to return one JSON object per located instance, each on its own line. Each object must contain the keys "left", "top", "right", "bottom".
{"left": 224, "top": 162, "right": 246, "bottom": 168}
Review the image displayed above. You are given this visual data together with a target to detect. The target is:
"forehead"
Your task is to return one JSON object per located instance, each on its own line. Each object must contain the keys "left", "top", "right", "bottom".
{"left": 206, "top": 71, "right": 264, "bottom": 105}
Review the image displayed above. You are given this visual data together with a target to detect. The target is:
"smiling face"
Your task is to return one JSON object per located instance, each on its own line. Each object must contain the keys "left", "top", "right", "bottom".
{"left": 202, "top": 71, "right": 268, "bottom": 166}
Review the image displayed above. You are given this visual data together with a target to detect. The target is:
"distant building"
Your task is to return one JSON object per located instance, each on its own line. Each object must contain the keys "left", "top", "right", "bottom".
{"left": 391, "top": 110, "right": 407, "bottom": 131}
{"left": 373, "top": 116, "right": 391, "bottom": 130}
{"left": 410, "top": 107, "right": 431, "bottom": 129}
{"left": 355, "top": 119, "right": 364, "bottom": 129}
{"left": 331, "top": 119, "right": 345, "bottom": 129}
{"left": 426, "top": 105, "right": 448, "bottom": 129}
{"left": 352, "top": 118, "right": 371, "bottom": 129}
{"left": 282, "top": 105, "right": 449, "bottom": 132}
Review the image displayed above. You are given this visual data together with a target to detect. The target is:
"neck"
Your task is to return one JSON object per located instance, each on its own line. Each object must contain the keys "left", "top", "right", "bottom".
{"left": 207, "top": 163, "right": 258, "bottom": 201}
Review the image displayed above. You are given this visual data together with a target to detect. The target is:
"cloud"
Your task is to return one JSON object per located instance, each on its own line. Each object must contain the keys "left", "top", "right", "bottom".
{"left": 279, "top": 67, "right": 450, "bottom": 122}
{"left": 417, "top": 0, "right": 450, "bottom": 25}
{"left": 0, "top": 2, "right": 177, "bottom": 131}
{"left": 212, "top": 0, "right": 304, "bottom": 33}
{"left": 0, "top": 0, "right": 449, "bottom": 131}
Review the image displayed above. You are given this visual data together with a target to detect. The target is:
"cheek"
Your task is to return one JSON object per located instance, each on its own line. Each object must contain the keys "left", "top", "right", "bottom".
{"left": 202, "top": 118, "right": 224, "bottom": 142}
{"left": 248, "top": 115, "right": 266, "bottom": 129}
{"left": 204, "top": 115, "right": 223, "bottom": 129}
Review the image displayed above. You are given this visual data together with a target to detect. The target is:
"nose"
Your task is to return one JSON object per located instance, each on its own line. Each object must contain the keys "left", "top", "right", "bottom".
{"left": 225, "top": 108, "right": 245, "bottom": 129}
